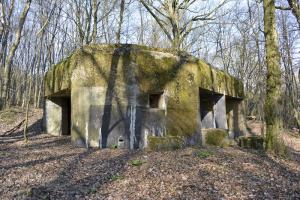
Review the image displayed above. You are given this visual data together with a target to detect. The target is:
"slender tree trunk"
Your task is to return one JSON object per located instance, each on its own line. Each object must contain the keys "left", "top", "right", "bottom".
{"left": 23, "top": 70, "right": 33, "bottom": 142}
{"left": 33, "top": 61, "right": 41, "bottom": 108}
{"left": 91, "top": 0, "right": 98, "bottom": 43}
{"left": 138, "top": 4, "right": 145, "bottom": 44}
{"left": 3, "top": 0, "right": 31, "bottom": 109}
{"left": 116, "top": 0, "right": 125, "bottom": 44}
{"left": 263, "top": 0, "right": 282, "bottom": 151}
{"left": 0, "top": 76, "right": 3, "bottom": 98}
{"left": 36, "top": 59, "right": 46, "bottom": 108}
{"left": 254, "top": 15, "right": 265, "bottom": 135}
{"left": 34, "top": 36, "right": 44, "bottom": 108}
{"left": 281, "top": 13, "right": 300, "bottom": 131}
{"left": 103, "top": 0, "right": 109, "bottom": 43}
{"left": 23, "top": 49, "right": 36, "bottom": 141}
{"left": 287, "top": 0, "right": 300, "bottom": 28}
{"left": 74, "top": 1, "right": 85, "bottom": 45}
{"left": 280, "top": 13, "right": 299, "bottom": 130}
{"left": 0, "top": 0, "right": 14, "bottom": 67}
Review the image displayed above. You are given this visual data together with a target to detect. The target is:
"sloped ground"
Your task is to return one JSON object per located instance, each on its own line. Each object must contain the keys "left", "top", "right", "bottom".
{"left": 247, "top": 120, "right": 300, "bottom": 152}
{"left": 0, "top": 109, "right": 299, "bottom": 200}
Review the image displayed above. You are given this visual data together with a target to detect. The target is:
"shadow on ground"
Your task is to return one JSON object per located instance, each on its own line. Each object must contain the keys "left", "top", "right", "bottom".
{"left": 27, "top": 149, "right": 134, "bottom": 200}
{"left": 0, "top": 116, "right": 299, "bottom": 199}
{"left": 0, "top": 118, "right": 43, "bottom": 144}
{"left": 0, "top": 115, "right": 137, "bottom": 200}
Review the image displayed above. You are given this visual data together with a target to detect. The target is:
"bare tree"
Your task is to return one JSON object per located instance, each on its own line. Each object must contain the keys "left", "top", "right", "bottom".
{"left": 140, "top": 0, "right": 228, "bottom": 50}
{"left": 2, "top": 0, "right": 32, "bottom": 109}
{"left": 278, "top": 11, "right": 300, "bottom": 131}
{"left": 91, "top": 0, "right": 99, "bottom": 43}
{"left": 286, "top": 0, "right": 300, "bottom": 27}
{"left": 116, "top": 0, "right": 125, "bottom": 44}
{"left": 0, "top": 0, "right": 15, "bottom": 97}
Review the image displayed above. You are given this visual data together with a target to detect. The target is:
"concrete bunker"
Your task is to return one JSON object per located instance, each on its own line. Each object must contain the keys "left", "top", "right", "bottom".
{"left": 43, "top": 44, "right": 246, "bottom": 149}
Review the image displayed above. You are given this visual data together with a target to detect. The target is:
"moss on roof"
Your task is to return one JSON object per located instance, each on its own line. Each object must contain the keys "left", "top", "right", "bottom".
{"left": 44, "top": 44, "right": 244, "bottom": 98}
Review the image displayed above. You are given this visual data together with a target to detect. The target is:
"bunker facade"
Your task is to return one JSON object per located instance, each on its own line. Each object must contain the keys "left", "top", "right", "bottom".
{"left": 44, "top": 44, "right": 246, "bottom": 149}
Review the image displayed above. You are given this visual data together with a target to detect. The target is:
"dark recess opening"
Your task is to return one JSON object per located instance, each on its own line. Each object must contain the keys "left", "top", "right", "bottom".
{"left": 199, "top": 88, "right": 223, "bottom": 129}
{"left": 149, "top": 93, "right": 163, "bottom": 108}
{"left": 61, "top": 97, "right": 71, "bottom": 135}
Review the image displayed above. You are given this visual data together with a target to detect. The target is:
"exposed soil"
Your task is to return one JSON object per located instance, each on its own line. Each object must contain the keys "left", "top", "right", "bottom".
{"left": 0, "top": 109, "right": 299, "bottom": 200}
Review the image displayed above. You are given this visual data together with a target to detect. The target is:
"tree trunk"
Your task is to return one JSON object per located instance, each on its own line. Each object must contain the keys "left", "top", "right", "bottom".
{"left": 263, "top": 0, "right": 282, "bottom": 151}
{"left": 23, "top": 70, "right": 33, "bottom": 142}
{"left": 287, "top": 0, "right": 300, "bottom": 27}
{"left": 34, "top": 37, "right": 43, "bottom": 108}
{"left": 91, "top": 0, "right": 98, "bottom": 43}
{"left": 2, "top": 0, "right": 31, "bottom": 109}
{"left": 138, "top": 4, "right": 145, "bottom": 44}
{"left": 254, "top": 8, "right": 265, "bottom": 136}
{"left": 116, "top": 0, "right": 125, "bottom": 44}
{"left": 280, "top": 13, "right": 299, "bottom": 129}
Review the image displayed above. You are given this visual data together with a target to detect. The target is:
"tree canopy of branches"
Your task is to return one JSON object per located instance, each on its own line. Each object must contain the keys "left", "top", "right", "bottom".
{"left": 139, "top": 0, "right": 229, "bottom": 50}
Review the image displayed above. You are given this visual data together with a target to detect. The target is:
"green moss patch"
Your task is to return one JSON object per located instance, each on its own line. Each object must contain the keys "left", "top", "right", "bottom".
{"left": 110, "top": 144, "right": 118, "bottom": 149}
{"left": 130, "top": 159, "right": 146, "bottom": 166}
{"left": 45, "top": 44, "right": 243, "bottom": 98}
{"left": 194, "top": 150, "right": 213, "bottom": 158}
{"left": 111, "top": 175, "right": 125, "bottom": 181}
{"left": 148, "top": 136, "right": 185, "bottom": 151}
{"left": 0, "top": 151, "right": 10, "bottom": 157}
{"left": 238, "top": 136, "right": 264, "bottom": 150}
{"left": 205, "top": 129, "right": 229, "bottom": 147}
{"left": 45, "top": 52, "right": 79, "bottom": 96}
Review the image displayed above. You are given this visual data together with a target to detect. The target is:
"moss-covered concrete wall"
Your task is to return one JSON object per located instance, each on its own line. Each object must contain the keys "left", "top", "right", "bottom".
{"left": 44, "top": 44, "right": 245, "bottom": 149}
{"left": 45, "top": 44, "right": 244, "bottom": 98}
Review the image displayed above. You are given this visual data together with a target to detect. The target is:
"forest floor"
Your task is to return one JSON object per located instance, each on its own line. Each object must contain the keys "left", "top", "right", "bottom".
{"left": 0, "top": 108, "right": 299, "bottom": 200}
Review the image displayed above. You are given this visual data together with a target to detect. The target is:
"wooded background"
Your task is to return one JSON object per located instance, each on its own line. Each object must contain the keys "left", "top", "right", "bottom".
{"left": 0, "top": 0, "right": 299, "bottom": 134}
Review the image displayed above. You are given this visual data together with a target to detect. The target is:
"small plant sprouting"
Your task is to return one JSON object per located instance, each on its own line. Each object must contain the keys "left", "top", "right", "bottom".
{"left": 111, "top": 144, "right": 118, "bottom": 149}
{"left": 87, "top": 183, "right": 101, "bottom": 194}
{"left": 111, "top": 175, "right": 125, "bottom": 181}
{"left": 0, "top": 151, "right": 9, "bottom": 157}
{"left": 194, "top": 150, "right": 213, "bottom": 159}
{"left": 130, "top": 159, "right": 145, "bottom": 166}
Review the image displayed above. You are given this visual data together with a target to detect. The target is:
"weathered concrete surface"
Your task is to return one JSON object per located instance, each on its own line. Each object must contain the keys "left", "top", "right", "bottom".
{"left": 44, "top": 44, "right": 245, "bottom": 149}
{"left": 71, "top": 87, "right": 104, "bottom": 147}
{"left": 200, "top": 93, "right": 215, "bottom": 129}
{"left": 226, "top": 97, "right": 247, "bottom": 138}
{"left": 199, "top": 90, "right": 227, "bottom": 130}
{"left": 45, "top": 44, "right": 244, "bottom": 98}
{"left": 44, "top": 97, "right": 70, "bottom": 136}
{"left": 214, "top": 94, "right": 227, "bottom": 129}
{"left": 44, "top": 99, "right": 62, "bottom": 136}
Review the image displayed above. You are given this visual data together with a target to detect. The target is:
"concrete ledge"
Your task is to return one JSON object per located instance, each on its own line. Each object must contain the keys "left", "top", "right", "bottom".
{"left": 148, "top": 136, "right": 185, "bottom": 151}
{"left": 238, "top": 136, "right": 264, "bottom": 150}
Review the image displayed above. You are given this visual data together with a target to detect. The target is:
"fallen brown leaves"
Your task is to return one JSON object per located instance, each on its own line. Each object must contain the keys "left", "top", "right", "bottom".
{"left": 0, "top": 111, "right": 299, "bottom": 200}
